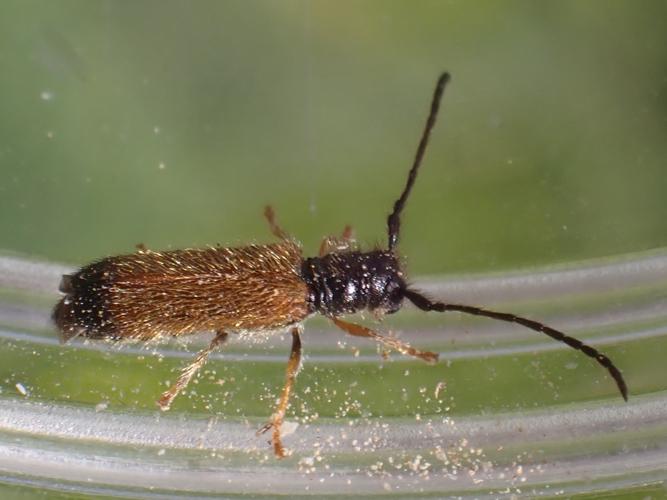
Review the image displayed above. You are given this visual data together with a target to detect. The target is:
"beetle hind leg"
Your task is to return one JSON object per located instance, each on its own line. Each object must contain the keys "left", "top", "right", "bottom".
{"left": 158, "top": 331, "right": 228, "bottom": 411}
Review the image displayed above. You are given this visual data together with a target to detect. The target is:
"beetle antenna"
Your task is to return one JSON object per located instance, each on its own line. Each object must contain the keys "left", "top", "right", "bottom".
{"left": 387, "top": 72, "right": 451, "bottom": 251}
{"left": 403, "top": 289, "right": 628, "bottom": 401}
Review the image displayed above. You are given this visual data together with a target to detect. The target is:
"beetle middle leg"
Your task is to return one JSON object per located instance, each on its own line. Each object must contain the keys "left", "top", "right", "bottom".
{"left": 158, "top": 330, "right": 228, "bottom": 411}
{"left": 331, "top": 317, "right": 438, "bottom": 364}
{"left": 263, "top": 205, "right": 290, "bottom": 240}
{"left": 257, "top": 326, "right": 302, "bottom": 458}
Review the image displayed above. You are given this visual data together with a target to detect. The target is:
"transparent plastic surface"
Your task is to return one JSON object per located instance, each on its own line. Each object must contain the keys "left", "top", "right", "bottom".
{"left": 0, "top": 250, "right": 665, "bottom": 498}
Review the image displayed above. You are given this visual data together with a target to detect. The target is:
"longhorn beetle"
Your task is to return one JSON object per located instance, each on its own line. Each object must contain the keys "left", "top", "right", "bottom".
{"left": 53, "top": 72, "right": 627, "bottom": 458}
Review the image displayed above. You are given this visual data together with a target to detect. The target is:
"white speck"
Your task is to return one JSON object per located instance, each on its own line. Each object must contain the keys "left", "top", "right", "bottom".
{"left": 153, "top": 126, "right": 161, "bottom": 135}
{"left": 40, "top": 90, "right": 54, "bottom": 101}
{"left": 158, "top": 162, "right": 166, "bottom": 170}
{"left": 95, "top": 401, "right": 108, "bottom": 412}
{"left": 46, "top": 131, "right": 55, "bottom": 139}
{"left": 562, "top": 225, "right": 568, "bottom": 231}
{"left": 157, "top": 448, "right": 166, "bottom": 456}
{"left": 15, "top": 383, "right": 27, "bottom": 396}
{"left": 281, "top": 420, "right": 299, "bottom": 437}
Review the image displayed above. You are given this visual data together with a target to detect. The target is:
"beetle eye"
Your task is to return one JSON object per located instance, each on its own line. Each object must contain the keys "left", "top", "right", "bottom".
{"left": 382, "top": 279, "right": 405, "bottom": 314}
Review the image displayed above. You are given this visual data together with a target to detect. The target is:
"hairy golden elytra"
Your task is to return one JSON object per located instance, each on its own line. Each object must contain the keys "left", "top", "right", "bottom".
{"left": 53, "top": 73, "right": 627, "bottom": 458}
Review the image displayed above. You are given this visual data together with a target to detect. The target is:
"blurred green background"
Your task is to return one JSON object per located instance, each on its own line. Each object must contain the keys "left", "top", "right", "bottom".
{"left": 1, "top": 1, "right": 666, "bottom": 274}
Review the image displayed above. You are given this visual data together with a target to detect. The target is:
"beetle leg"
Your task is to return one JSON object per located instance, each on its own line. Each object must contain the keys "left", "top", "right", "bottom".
{"left": 331, "top": 317, "right": 438, "bottom": 364}
{"left": 263, "top": 205, "right": 290, "bottom": 240}
{"left": 319, "top": 225, "right": 357, "bottom": 256}
{"left": 257, "top": 326, "right": 302, "bottom": 458}
{"left": 158, "top": 330, "right": 228, "bottom": 411}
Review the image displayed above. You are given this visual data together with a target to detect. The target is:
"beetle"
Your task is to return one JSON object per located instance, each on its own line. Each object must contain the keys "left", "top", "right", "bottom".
{"left": 53, "top": 72, "right": 627, "bottom": 457}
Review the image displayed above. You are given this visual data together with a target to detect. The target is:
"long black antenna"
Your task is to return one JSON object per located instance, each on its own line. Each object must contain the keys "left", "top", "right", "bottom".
{"left": 404, "top": 289, "right": 628, "bottom": 401}
{"left": 387, "top": 72, "right": 451, "bottom": 251}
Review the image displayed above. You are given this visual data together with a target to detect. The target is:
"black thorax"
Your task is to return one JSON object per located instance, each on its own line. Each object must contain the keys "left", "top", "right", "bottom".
{"left": 300, "top": 250, "right": 405, "bottom": 317}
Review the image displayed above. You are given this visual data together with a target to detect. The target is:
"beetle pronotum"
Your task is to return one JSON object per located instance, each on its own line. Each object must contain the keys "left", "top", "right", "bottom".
{"left": 53, "top": 72, "right": 627, "bottom": 458}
